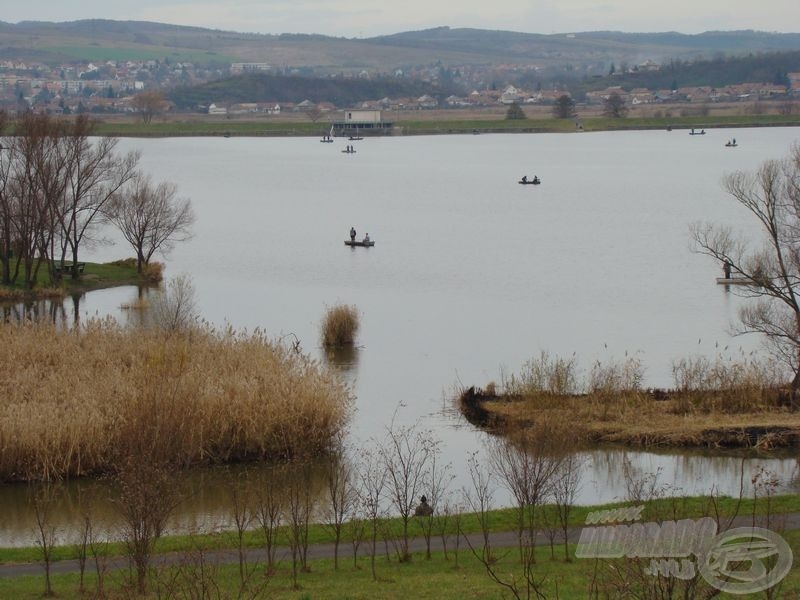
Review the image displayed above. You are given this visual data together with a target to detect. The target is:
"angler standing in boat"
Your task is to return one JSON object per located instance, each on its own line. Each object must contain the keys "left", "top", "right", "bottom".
{"left": 723, "top": 260, "right": 732, "bottom": 279}
{"left": 350, "top": 227, "right": 357, "bottom": 242}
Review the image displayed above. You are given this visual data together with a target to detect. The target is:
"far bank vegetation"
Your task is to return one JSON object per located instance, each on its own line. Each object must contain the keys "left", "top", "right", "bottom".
{"left": 460, "top": 351, "right": 800, "bottom": 448}
{"left": 0, "top": 320, "right": 352, "bottom": 482}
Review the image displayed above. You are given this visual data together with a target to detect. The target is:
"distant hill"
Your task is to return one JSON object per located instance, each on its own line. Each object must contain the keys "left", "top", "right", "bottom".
{"left": 168, "top": 73, "right": 457, "bottom": 109}
{"left": 1, "top": 20, "right": 800, "bottom": 71}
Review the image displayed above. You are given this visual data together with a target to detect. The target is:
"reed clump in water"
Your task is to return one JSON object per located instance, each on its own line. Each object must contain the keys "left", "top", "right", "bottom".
{"left": 320, "top": 304, "right": 360, "bottom": 347}
{"left": 0, "top": 320, "right": 352, "bottom": 482}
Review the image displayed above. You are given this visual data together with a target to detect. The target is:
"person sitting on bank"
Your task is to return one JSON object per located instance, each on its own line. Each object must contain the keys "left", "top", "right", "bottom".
{"left": 363, "top": 233, "right": 370, "bottom": 243}
{"left": 350, "top": 227, "right": 356, "bottom": 241}
{"left": 414, "top": 495, "right": 433, "bottom": 517}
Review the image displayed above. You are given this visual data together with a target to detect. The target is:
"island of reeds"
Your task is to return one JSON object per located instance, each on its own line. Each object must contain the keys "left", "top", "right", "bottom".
{"left": 459, "top": 352, "right": 800, "bottom": 449}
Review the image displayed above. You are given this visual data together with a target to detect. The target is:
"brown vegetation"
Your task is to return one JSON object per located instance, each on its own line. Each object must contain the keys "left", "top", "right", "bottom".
{"left": 320, "top": 303, "right": 360, "bottom": 347}
{"left": 0, "top": 320, "right": 352, "bottom": 482}
{"left": 459, "top": 354, "right": 800, "bottom": 449}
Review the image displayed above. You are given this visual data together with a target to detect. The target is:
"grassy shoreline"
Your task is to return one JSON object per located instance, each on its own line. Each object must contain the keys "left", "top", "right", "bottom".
{"left": 2, "top": 493, "right": 797, "bottom": 566}
{"left": 90, "top": 113, "right": 800, "bottom": 138}
{"left": 0, "top": 259, "right": 145, "bottom": 301}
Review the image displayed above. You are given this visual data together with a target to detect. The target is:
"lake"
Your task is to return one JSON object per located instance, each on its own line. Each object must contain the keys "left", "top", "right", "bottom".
{"left": 2, "top": 127, "right": 800, "bottom": 545}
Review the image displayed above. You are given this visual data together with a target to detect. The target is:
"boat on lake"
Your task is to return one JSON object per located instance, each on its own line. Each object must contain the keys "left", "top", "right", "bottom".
{"left": 518, "top": 177, "right": 541, "bottom": 185}
{"left": 689, "top": 129, "right": 706, "bottom": 135}
{"left": 345, "top": 239, "right": 375, "bottom": 247}
{"left": 725, "top": 140, "right": 738, "bottom": 147}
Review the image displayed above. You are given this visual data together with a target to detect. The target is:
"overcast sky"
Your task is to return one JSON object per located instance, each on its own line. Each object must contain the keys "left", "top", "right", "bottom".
{"left": 4, "top": 0, "right": 800, "bottom": 38}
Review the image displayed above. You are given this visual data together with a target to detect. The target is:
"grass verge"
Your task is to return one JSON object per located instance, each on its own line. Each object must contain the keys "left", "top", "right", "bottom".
{"left": 1, "top": 531, "right": 798, "bottom": 598}
{"left": 1, "top": 494, "right": 798, "bottom": 566}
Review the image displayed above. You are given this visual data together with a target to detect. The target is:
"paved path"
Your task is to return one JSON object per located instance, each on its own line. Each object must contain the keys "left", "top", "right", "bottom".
{"left": 2, "top": 512, "right": 797, "bottom": 579}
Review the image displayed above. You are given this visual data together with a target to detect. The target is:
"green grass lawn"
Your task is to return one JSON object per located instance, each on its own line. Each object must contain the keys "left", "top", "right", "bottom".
{"left": 2, "top": 532, "right": 799, "bottom": 599}
{"left": 0, "top": 258, "right": 143, "bottom": 299}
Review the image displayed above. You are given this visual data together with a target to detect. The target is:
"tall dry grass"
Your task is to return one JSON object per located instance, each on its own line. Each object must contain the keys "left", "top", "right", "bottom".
{"left": 0, "top": 320, "right": 352, "bottom": 482}
{"left": 470, "top": 351, "right": 795, "bottom": 448}
{"left": 320, "top": 304, "right": 360, "bottom": 347}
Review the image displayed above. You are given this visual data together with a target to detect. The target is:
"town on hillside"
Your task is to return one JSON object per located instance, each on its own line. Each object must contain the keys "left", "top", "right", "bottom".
{"left": 1, "top": 57, "right": 799, "bottom": 117}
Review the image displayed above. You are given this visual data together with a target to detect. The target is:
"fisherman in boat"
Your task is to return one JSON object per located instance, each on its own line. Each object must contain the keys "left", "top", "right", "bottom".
{"left": 350, "top": 227, "right": 356, "bottom": 242}
{"left": 532, "top": 176, "right": 540, "bottom": 184}
{"left": 521, "top": 175, "right": 528, "bottom": 183}
{"left": 363, "top": 233, "right": 370, "bottom": 243}
{"left": 723, "top": 260, "right": 732, "bottom": 279}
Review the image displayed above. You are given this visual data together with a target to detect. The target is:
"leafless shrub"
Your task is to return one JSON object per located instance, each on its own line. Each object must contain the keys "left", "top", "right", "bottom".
{"left": 150, "top": 273, "right": 197, "bottom": 332}
{"left": 31, "top": 483, "right": 59, "bottom": 597}
{"left": 286, "top": 459, "right": 313, "bottom": 587}
{"left": 356, "top": 445, "right": 387, "bottom": 581}
{"left": 254, "top": 467, "right": 284, "bottom": 574}
{"left": 324, "top": 441, "right": 356, "bottom": 570}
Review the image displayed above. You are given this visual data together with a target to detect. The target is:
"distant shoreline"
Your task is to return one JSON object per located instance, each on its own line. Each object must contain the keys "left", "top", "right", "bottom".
{"left": 89, "top": 113, "right": 800, "bottom": 138}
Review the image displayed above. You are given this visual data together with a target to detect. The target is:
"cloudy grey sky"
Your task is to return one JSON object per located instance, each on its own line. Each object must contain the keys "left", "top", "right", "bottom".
{"left": 4, "top": 0, "right": 800, "bottom": 38}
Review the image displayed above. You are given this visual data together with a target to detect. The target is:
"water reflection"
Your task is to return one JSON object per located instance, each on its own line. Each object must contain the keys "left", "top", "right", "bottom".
{"left": 323, "top": 345, "right": 360, "bottom": 374}
{"left": 0, "top": 461, "right": 331, "bottom": 547}
{"left": 0, "top": 285, "right": 159, "bottom": 328}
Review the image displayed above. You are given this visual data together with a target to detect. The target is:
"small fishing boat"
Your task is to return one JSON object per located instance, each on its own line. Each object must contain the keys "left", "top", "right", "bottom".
{"left": 689, "top": 129, "right": 706, "bottom": 135}
{"left": 725, "top": 140, "right": 738, "bottom": 147}
{"left": 518, "top": 177, "right": 541, "bottom": 185}
{"left": 342, "top": 146, "right": 357, "bottom": 154}
{"left": 345, "top": 240, "right": 375, "bottom": 247}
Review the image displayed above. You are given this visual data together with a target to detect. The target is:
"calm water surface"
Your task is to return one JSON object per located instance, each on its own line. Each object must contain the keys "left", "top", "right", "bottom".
{"left": 4, "top": 128, "right": 800, "bottom": 545}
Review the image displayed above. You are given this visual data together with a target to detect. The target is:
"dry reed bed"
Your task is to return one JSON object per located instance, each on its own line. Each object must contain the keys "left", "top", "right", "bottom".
{"left": 464, "top": 390, "right": 800, "bottom": 449}
{"left": 460, "top": 352, "right": 800, "bottom": 449}
{"left": 0, "top": 320, "right": 352, "bottom": 482}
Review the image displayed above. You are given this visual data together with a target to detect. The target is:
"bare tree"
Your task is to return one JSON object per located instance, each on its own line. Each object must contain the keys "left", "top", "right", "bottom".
{"left": 131, "top": 90, "right": 169, "bottom": 124}
{"left": 552, "top": 453, "right": 583, "bottom": 561}
{"left": 603, "top": 92, "right": 628, "bottom": 118}
{"left": 552, "top": 94, "right": 576, "bottom": 119}
{"left": 59, "top": 116, "right": 139, "bottom": 279}
{"left": 254, "top": 467, "right": 283, "bottom": 574}
{"left": 356, "top": 445, "right": 387, "bottom": 581}
{"left": 691, "top": 144, "right": 800, "bottom": 388}
{"left": 489, "top": 435, "right": 562, "bottom": 564}
{"left": 379, "top": 420, "right": 436, "bottom": 562}
{"left": 415, "top": 450, "right": 453, "bottom": 560}
{"left": 108, "top": 174, "right": 194, "bottom": 273}
{"left": 31, "top": 484, "right": 59, "bottom": 597}
{"left": 324, "top": 442, "right": 355, "bottom": 570}
{"left": 306, "top": 105, "right": 324, "bottom": 123}
{"left": 286, "top": 460, "right": 313, "bottom": 588}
